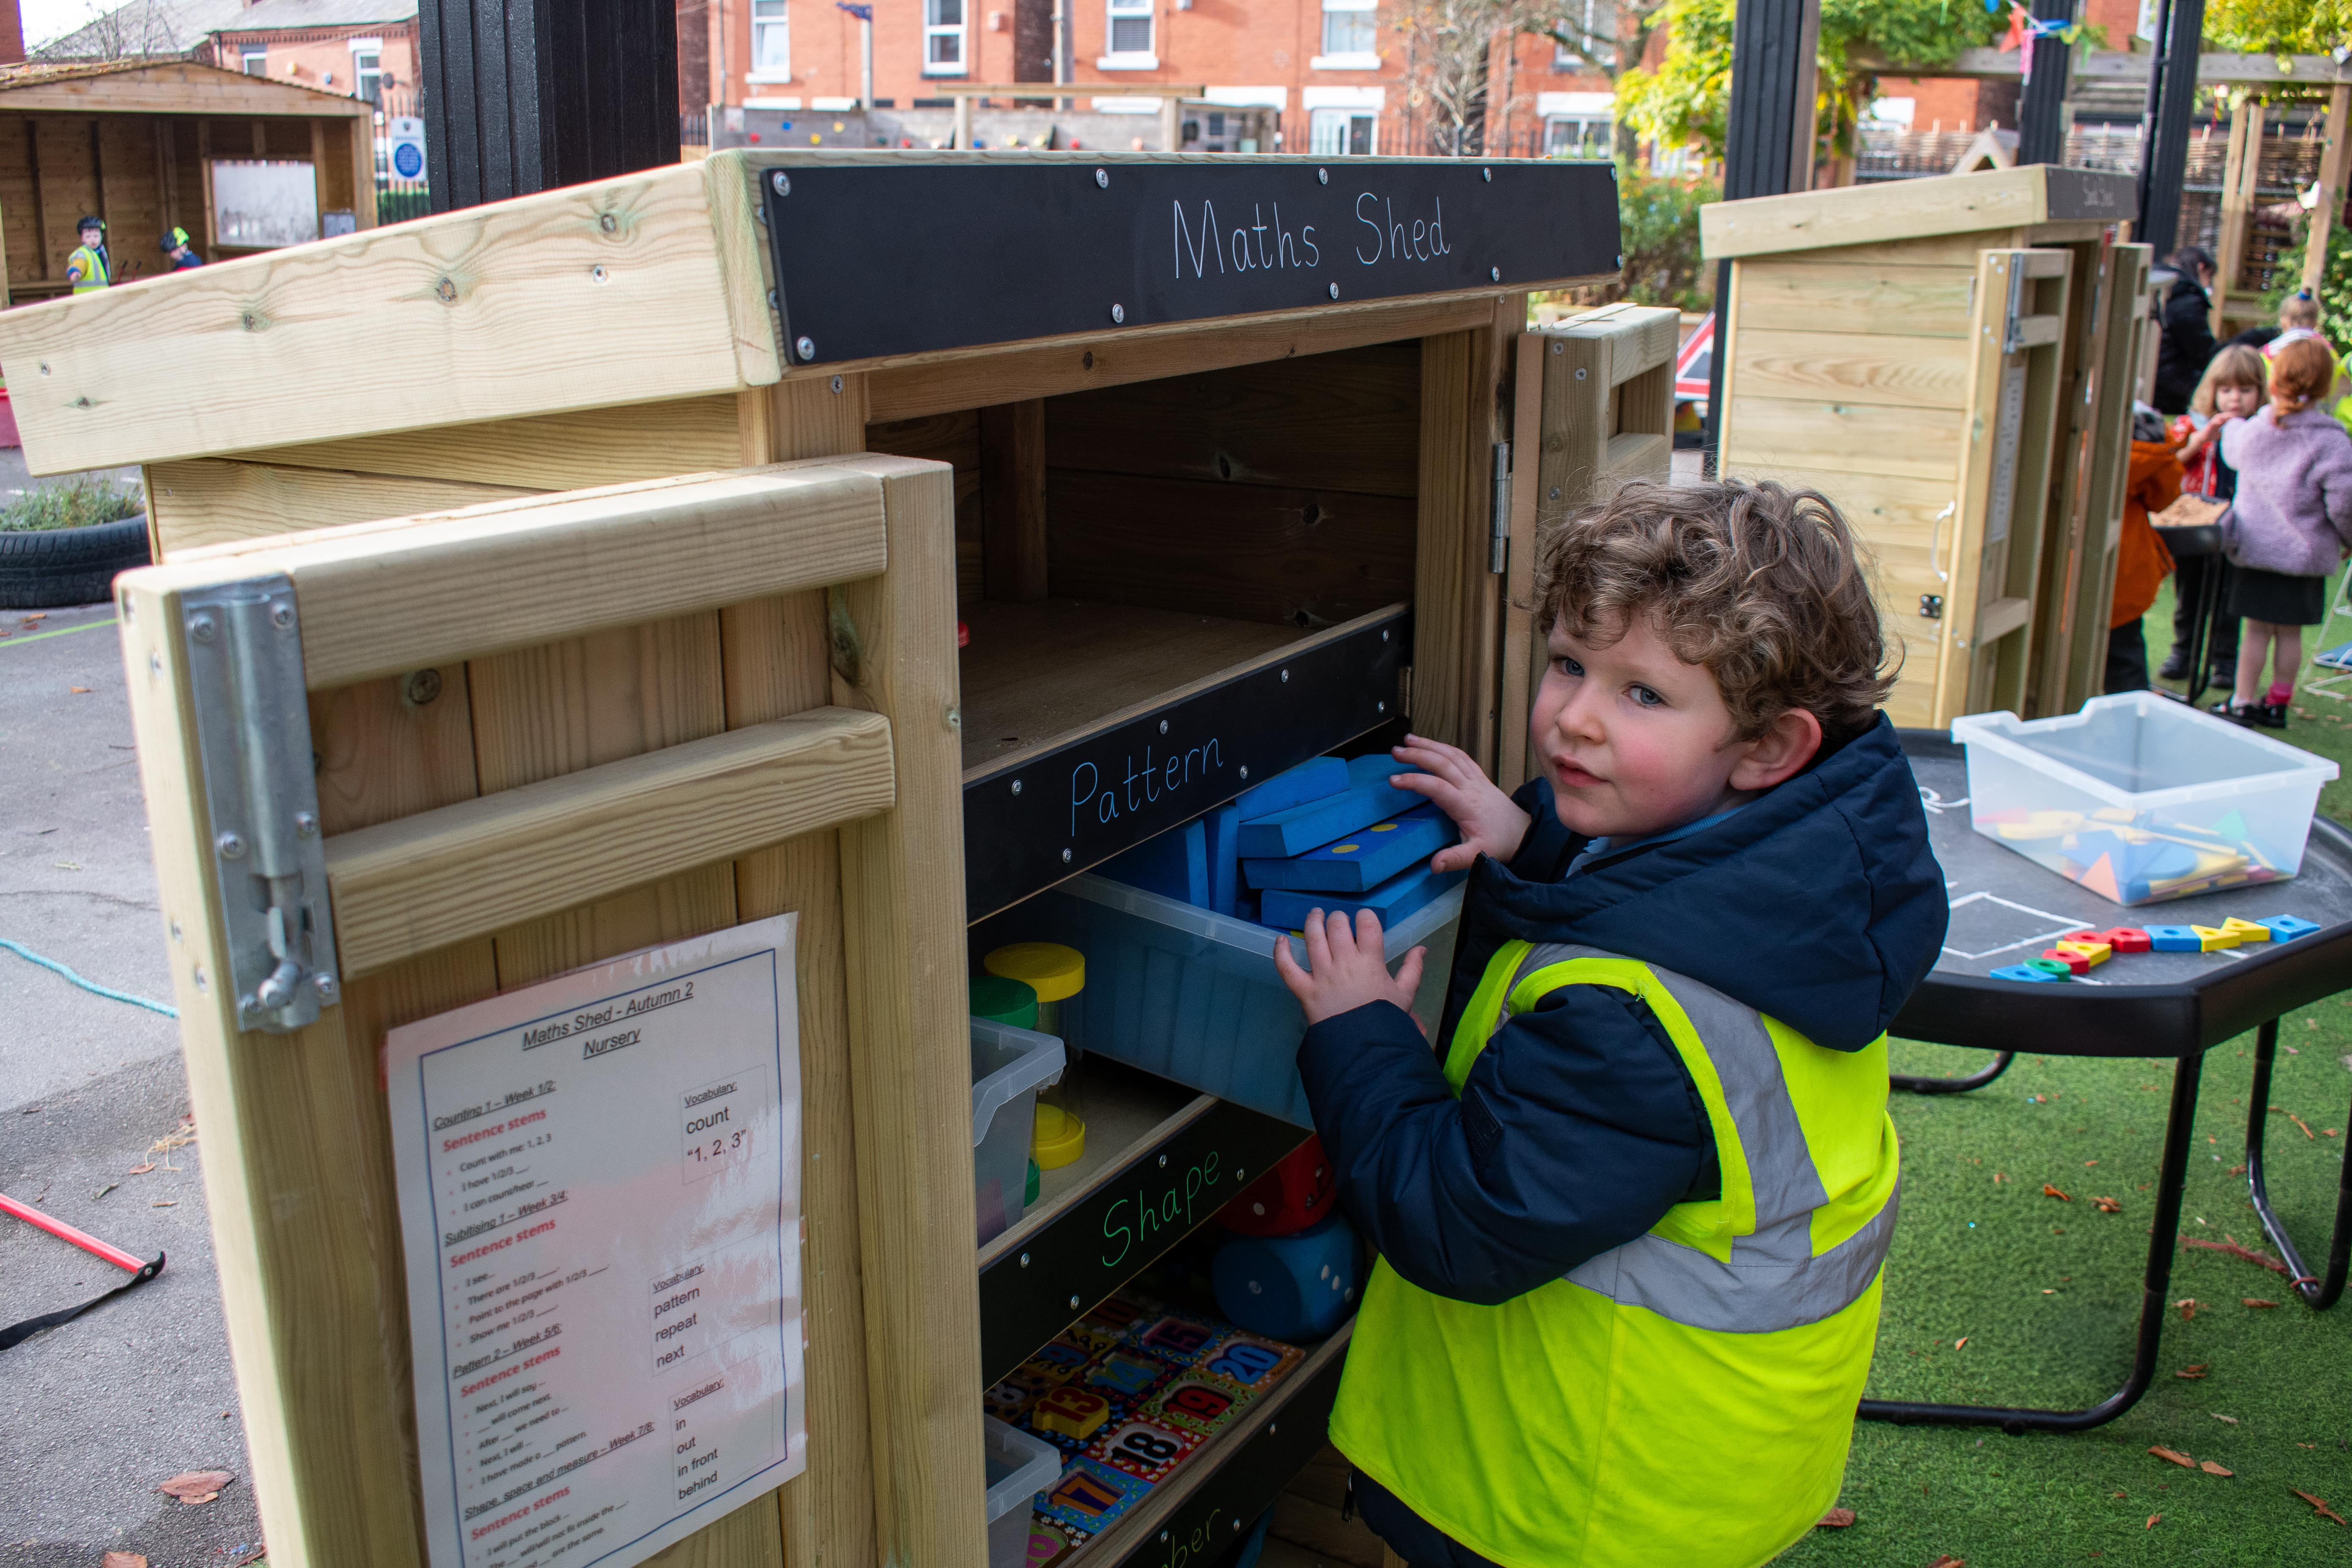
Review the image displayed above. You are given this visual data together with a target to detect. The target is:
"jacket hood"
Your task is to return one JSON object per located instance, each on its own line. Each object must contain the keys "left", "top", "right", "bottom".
{"left": 1452, "top": 716, "right": 1948, "bottom": 1051}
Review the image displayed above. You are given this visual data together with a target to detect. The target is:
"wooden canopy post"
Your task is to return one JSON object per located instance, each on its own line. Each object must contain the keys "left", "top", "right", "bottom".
{"left": 2213, "top": 93, "right": 2262, "bottom": 332}
{"left": 2303, "top": 82, "right": 2352, "bottom": 297}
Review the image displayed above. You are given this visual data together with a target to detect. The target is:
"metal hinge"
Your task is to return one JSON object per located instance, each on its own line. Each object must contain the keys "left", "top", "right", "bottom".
{"left": 1488, "top": 441, "right": 1512, "bottom": 575}
{"left": 182, "top": 575, "right": 340, "bottom": 1034}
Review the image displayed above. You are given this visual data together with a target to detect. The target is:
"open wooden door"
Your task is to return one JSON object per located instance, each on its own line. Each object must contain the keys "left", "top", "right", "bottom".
{"left": 112, "top": 456, "right": 984, "bottom": 1568}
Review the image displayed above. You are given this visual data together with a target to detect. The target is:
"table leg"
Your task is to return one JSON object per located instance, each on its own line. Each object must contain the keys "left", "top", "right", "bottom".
{"left": 2185, "top": 557, "right": 2220, "bottom": 707}
{"left": 1859, "top": 1049, "right": 2202, "bottom": 1433}
{"left": 1892, "top": 1051, "right": 2016, "bottom": 1096}
{"left": 2243, "top": 1018, "right": 2352, "bottom": 1310}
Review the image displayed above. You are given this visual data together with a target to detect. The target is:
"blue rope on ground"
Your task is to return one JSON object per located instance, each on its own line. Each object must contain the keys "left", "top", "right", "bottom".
{"left": 0, "top": 939, "right": 177, "bottom": 1018}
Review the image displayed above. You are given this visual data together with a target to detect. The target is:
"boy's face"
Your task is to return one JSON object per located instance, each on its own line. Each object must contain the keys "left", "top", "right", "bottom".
{"left": 2216, "top": 382, "right": 2264, "bottom": 419}
{"left": 1532, "top": 610, "right": 1818, "bottom": 842}
{"left": 78, "top": 226, "right": 100, "bottom": 247}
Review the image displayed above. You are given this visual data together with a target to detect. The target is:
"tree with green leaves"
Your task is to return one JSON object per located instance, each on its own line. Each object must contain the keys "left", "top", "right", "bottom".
{"left": 1538, "top": 0, "right": 1679, "bottom": 160}
{"left": 1618, "top": 0, "right": 2002, "bottom": 171}
{"left": 2202, "top": 0, "right": 2352, "bottom": 54}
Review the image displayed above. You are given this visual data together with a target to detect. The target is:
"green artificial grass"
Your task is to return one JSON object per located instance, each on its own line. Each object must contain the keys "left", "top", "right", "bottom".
{"left": 0, "top": 473, "right": 141, "bottom": 532}
{"left": 1779, "top": 589, "right": 2352, "bottom": 1566}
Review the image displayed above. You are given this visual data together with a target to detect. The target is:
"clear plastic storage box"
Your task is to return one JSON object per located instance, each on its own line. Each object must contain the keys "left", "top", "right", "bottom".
{"left": 970, "top": 1018, "right": 1064, "bottom": 1246}
{"left": 982, "top": 1414, "right": 1063, "bottom": 1568}
{"left": 1011, "top": 873, "right": 1462, "bottom": 1126}
{"left": 1950, "top": 693, "right": 2340, "bottom": 906}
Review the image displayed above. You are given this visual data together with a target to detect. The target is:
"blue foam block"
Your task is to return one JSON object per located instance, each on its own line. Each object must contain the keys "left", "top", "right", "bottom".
{"left": 1242, "top": 803, "right": 1456, "bottom": 893}
{"left": 1211, "top": 1211, "right": 1359, "bottom": 1341}
{"left": 1235, "top": 757, "right": 1350, "bottom": 821}
{"left": 2260, "top": 914, "right": 2322, "bottom": 941}
{"left": 2145, "top": 924, "right": 2202, "bottom": 952}
{"left": 1234, "top": 762, "right": 1423, "bottom": 859}
{"left": 1260, "top": 861, "right": 1466, "bottom": 932}
{"left": 1990, "top": 963, "right": 2069, "bottom": 983}
{"left": 1098, "top": 821, "right": 1208, "bottom": 906}
{"left": 1202, "top": 805, "right": 1243, "bottom": 917}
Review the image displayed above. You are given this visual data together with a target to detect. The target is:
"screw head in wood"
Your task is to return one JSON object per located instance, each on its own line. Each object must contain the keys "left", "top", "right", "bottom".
{"left": 1111, "top": 303, "right": 1125, "bottom": 324}
{"left": 436, "top": 277, "right": 457, "bottom": 302}
{"left": 591, "top": 265, "right": 609, "bottom": 283}
{"left": 313, "top": 973, "right": 339, "bottom": 1002}
{"left": 830, "top": 375, "right": 844, "bottom": 393}
{"left": 294, "top": 811, "right": 319, "bottom": 838}
{"left": 403, "top": 668, "right": 443, "bottom": 706}
{"left": 796, "top": 335, "right": 817, "bottom": 360}
{"left": 36, "top": 362, "right": 47, "bottom": 374}
{"left": 1483, "top": 167, "right": 1492, "bottom": 181}
{"left": 1280, "top": 669, "right": 1289, "bottom": 683}
{"left": 1069, "top": 1294, "right": 1080, "bottom": 1309}
{"left": 192, "top": 964, "right": 207, "bottom": 993}
{"left": 216, "top": 831, "right": 246, "bottom": 860}
{"left": 1552, "top": 340, "right": 1564, "bottom": 354}
{"left": 599, "top": 212, "right": 618, "bottom": 232}
{"left": 1011, "top": 779, "right": 1023, "bottom": 795}
{"left": 1328, "top": 282, "right": 1339, "bottom": 299}
{"left": 271, "top": 602, "right": 295, "bottom": 630}
{"left": 1490, "top": 266, "right": 1501, "bottom": 282}
{"left": 1019, "top": 1252, "right": 1030, "bottom": 1267}
{"left": 1159, "top": 719, "right": 1169, "bottom": 734}
{"left": 1062, "top": 848, "right": 1072, "bottom": 863}
{"left": 1616, "top": 253, "right": 1625, "bottom": 267}
{"left": 1239, "top": 766, "right": 1250, "bottom": 780}
{"left": 1095, "top": 167, "right": 1109, "bottom": 188}
{"left": 1575, "top": 368, "right": 1587, "bottom": 380}
{"left": 188, "top": 614, "right": 217, "bottom": 644}
{"left": 772, "top": 171, "right": 792, "bottom": 195}
{"left": 1158, "top": 1153, "right": 1168, "bottom": 1168}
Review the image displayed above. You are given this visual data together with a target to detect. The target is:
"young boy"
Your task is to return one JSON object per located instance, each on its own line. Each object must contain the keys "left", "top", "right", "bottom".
{"left": 1274, "top": 479, "right": 1947, "bottom": 1568}
{"left": 65, "top": 216, "right": 109, "bottom": 294}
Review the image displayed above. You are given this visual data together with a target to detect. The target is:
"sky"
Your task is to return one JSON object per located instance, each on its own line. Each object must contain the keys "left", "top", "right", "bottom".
{"left": 21, "top": 0, "right": 114, "bottom": 49}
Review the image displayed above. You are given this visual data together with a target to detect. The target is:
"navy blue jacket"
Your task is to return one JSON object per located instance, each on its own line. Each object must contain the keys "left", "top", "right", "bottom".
{"left": 1295, "top": 717, "right": 1947, "bottom": 1306}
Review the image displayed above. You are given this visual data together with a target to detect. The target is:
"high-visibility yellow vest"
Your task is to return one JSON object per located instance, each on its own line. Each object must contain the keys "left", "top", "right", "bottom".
{"left": 1331, "top": 940, "right": 1900, "bottom": 1568}
{"left": 66, "top": 244, "right": 109, "bottom": 292}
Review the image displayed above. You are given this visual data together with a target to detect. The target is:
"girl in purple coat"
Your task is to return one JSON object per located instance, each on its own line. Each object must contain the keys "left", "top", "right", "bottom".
{"left": 2216, "top": 335, "right": 2352, "bottom": 727}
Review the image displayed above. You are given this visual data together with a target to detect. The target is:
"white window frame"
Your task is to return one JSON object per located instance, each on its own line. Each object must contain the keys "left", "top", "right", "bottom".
{"left": 1312, "top": 0, "right": 1378, "bottom": 71}
{"left": 748, "top": 0, "right": 791, "bottom": 83}
{"left": 1308, "top": 107, "right": 1376, "bottom": 155}
{"left": 348, "top": 38, "right": 384, "bottom": 104}
{"left": 240, "top": 45, "right": 266, "bottom": 74}
{"left": 1099, "top": 0, "right": 1155, "bottom": 69}
{"left": 923, "top": 0, "right": 968, "bottom": 75}
{"left": 1553, "top": 0, "right": 1604, "bottom": 70}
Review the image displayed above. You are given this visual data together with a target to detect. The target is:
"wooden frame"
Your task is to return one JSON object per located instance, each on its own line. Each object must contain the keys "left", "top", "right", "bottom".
{"left": 1707, "top": 165, "right": 2138, "bottom": 727}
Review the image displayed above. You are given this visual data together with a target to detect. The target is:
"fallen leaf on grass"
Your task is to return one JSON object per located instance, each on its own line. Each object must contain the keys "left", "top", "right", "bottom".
{"left": 2178, "top": 1298, "right": 2200, "bottom": 1320}
{"left": 1927, "top": 1557, "right": 1965, "bottom": 1568}
{"left": 2202, "top": 1461, "right": 2234, "bottom": 1476}
{"left": 1993, "top": 1172, "right": 2008, "bottom": 1183}
{"left": 2147, "top": 1514, "right": 2161, "bottom": 1529}
{"left": 125, "top": 1162, "right": 153, "bottom": 1175}
{"left": 157, "top": 1468, "right": 234, "bottom": 1504}
{"left": 1954, "top": 1336, "right": 1968, "bottom": 1349}
{"left": 2150, "top": 1446, "right": 2198, "bottom": 1469}
{"left": 2183, "top": 1235, "right": 2291, "bottom": 1274}
{"left": 100, "top": 1554, "right": 146, "bottom": 1568}
{"left": 2229, "top": 1164, "right": 2249, "bottom": 1176}
{"left": 2211, "top": 1413, "right": 2239, "bottom": 1423}
{"left": 1816, "top": 1508, "right": 1855, "bottom": 1528}
{"left": 2044, "top": 1184, "right": 2072, "bottom": 1201}
{"left": 2175, "top": 1364, "right": 2208, "bottom": 1379}
{"left": 2244, "top": 1298, "right": 2281, "bottom": 1308}
{"left": 2289, "top": 1112, "right": 2317, "bottom": 1140}
{"left": 2094, "top": 1196, "right": 2123, "bottom": 1213}
{"left": 2292, "top": 1489, "right": 2348, "bottom": 1525}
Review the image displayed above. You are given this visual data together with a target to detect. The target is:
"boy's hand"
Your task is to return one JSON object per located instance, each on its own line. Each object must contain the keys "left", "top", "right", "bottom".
{"left": 1274, "top": 909, "right": 1426, "bottom": 1027}
{"left": 1390, "top": 735, "right": 1532, "bottom": 873}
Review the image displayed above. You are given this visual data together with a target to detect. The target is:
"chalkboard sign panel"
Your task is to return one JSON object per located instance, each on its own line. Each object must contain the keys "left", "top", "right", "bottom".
{"left": 759, "top": 158, "right": 1620, "bottom": 365}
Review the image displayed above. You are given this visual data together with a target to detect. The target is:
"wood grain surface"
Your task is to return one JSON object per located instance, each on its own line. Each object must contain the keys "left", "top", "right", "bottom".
{"left": 145, "top": 459, "right": 536, "bottom": 555}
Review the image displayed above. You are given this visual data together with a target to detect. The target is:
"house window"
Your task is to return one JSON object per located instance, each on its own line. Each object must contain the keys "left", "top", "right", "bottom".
{"left": 753, "top": 0, "right": 790, "bottom": 74}
{"left": 924, "top": 0, "right": 966, "bottom": 72}
{"left": 1553, "top": 0, "right": 1603, "bottom": 68}
{"left": 352, "top": 49, "right": 382, "bottom": 103}
{"left": 1107, "top": 0, "right": 1152, "bottom": 57}
{"left": 1321, "top": 0, "right": 1374, "bottom": 56}
{"left": 1309, "top": 109, "right": 1375, "bottom": 155}
{"left": 1544, "top": 115, "right": 1610, "bottom": 157}
{"left": 240, "top": 46, "right": 266, "bottom": 74}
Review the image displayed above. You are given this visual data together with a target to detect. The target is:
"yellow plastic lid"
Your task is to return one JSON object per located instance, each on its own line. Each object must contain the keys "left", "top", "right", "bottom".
{"left": 1032, "top": 1102, "right": 1087, "bottom": 1168}
{"left": 985, "top": 942, "right": 1086, "bottom": 1003}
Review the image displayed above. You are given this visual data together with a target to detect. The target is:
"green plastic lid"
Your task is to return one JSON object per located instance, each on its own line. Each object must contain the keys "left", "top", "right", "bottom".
{"left": 970, "top": 975, "right": 1039, "bottom": 1029}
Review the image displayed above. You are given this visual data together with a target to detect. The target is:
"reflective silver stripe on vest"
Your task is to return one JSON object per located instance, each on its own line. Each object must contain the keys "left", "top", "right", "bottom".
{"left": 1501, "top": 943, "right": 1896, "bottom": 1334}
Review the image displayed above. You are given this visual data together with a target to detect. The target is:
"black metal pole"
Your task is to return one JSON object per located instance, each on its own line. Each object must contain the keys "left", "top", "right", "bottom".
{"left": 2245, "top": 1018, "right": 2352, "bottom": 1310}
{"left": 419, "top": 0, "right": 680, "bottom": 212}
{"left": 2136, "top": 0, "right": 2205, "bottom": 259}
{"left": 1703, "top": 0, "right": 1822, "bottom": 471}
{"left": 2015, "top": 0, "right": 2077, "bottom": 167}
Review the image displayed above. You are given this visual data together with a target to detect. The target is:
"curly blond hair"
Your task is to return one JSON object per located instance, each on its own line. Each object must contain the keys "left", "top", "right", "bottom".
{"left": 1535, "top": 478, "right": 1896, "bottom": 744}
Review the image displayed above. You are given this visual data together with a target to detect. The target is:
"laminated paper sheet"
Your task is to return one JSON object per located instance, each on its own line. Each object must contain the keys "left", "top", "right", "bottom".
{"left": 388, "top": 915, "right": 806, "bottom": 1568}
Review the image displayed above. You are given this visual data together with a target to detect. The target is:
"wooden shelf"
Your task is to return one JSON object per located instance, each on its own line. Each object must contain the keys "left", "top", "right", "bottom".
{"left": 976, "top": 1058, "right": 1309, "bottom": 1385}
{"left": 958, "top": 601, "right": 1407, "bottom": 921}
{"left": 958, "top": 600, "right": 1308, "bottom": 778}
{"left": 1061, "top": 1320, "right": 1354, "bottom": 1568}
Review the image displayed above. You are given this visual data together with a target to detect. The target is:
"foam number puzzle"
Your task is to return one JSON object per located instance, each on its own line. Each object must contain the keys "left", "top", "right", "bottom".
{"left": 1145, "top": 1375, "right": 1252, "bottom": 1437}
{"left": 1090, "top": 1418, "right": 1201, "bottom": 1483}
{"left": 1199, "top": 1331, "right": 1301, "bottom": 1391}
{"left": 1035, "top": 1456, "right": 1152, "bottom": 1535}
{"left": 1134, "top": 1312, "right": 1222, "bottom": 1364}
{"left": 1085, "top": 1348, "right": 1176, "bottom": 1400}
{"left": 1032, "top": 1385, "right": 1113, "bottom": 1442}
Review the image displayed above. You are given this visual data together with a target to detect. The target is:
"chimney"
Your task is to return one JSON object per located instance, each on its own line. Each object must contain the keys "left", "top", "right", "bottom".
{"left": 0, "top": 0, "right": 24, "bottom": 65}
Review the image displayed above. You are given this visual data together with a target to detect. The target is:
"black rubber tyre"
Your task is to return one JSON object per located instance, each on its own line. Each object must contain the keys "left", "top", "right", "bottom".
{"left": 0, "top": 514, "right": 150, "bottom": 609}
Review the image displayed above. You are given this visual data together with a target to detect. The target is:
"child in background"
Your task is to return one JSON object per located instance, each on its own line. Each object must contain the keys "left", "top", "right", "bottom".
{"left": 1274, "top": 479, "right": 1945, "bottom": 1568}
{"left": 2215, "top": 335, "right": 2352, "bottom": 727}
{"left": 2107, "top": 411, "right": 2183, "bottom": 693}
{"left": 2161, "top": 344, "right": 2267, "bottom": 684}
{"left": 2226, "top": 289, "right": 2325, "bottom": 359}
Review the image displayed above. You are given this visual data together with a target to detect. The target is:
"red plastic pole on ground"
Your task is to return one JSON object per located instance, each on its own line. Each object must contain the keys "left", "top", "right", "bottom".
{"left": 0, "top": 1191, "right": 147, "bottom": 1273}
{"left": 0, "top": 1191, "right": 164, "bottom": 1352}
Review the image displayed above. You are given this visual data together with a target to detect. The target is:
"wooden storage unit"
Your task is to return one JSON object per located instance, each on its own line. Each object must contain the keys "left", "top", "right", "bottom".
{"left": 0, "top": 150, "right": 1617, "bottom": 1568}
{"left": 1702, "top": 165, "right": 2149, "bottom": 726}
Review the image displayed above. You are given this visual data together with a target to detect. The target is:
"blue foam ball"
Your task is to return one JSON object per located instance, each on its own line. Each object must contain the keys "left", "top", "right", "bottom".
{"left": 1210, "top": 1210, "right": 1359, "bottom": 1341}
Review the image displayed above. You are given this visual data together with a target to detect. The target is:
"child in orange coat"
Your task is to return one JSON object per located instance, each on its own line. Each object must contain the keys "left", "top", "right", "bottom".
{"left": 2106, "top": 421, "right": 2184, "bottom": 692}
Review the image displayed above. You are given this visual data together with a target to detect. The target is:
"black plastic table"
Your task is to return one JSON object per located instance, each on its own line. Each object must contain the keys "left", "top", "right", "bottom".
{"left": 1870, "top": 730, "right": 2352, "bottom": 1434}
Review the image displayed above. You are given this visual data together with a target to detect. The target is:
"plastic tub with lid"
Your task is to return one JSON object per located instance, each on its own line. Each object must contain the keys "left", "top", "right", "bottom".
{"left": 971, "top": 1017, "right": 1064, "bottom": 1246}
{"left": 983, "top": 1414, "right": 1063, "bottom": 1568}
